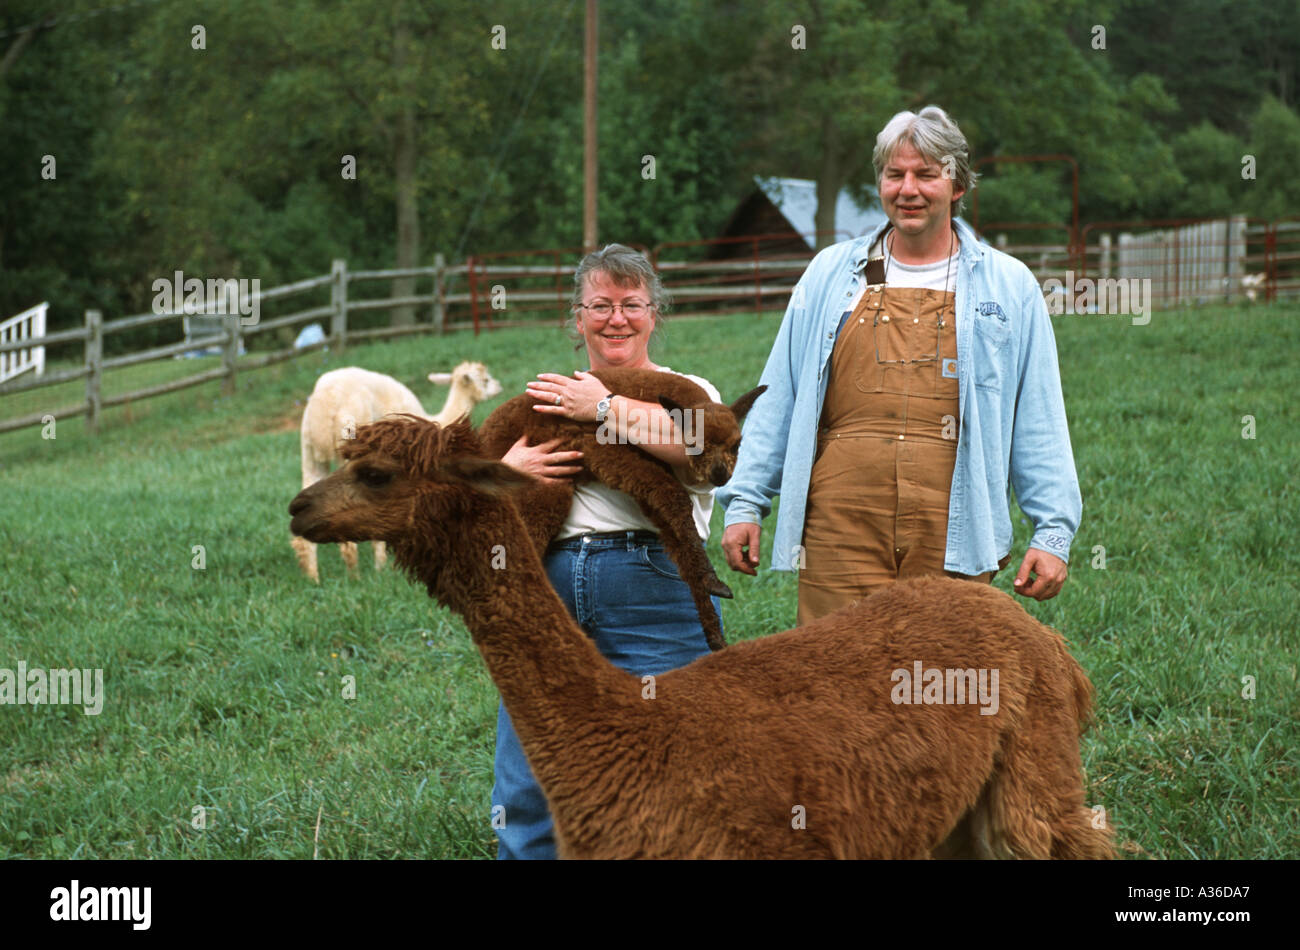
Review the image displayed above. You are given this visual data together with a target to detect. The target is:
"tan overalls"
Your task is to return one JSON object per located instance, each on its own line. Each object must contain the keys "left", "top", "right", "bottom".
{"left": 796, "top": 270, "right": 1007, "bottom": 626}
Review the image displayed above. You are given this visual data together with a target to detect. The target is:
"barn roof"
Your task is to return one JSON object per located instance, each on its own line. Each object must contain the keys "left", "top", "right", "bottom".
{"left": 753, "top": 176, "right": 888, "bottom": 247}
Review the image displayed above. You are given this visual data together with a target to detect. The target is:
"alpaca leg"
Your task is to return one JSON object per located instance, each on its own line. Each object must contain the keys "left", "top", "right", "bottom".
{"left": 584, "top": 452, "right": 732, "bottom": 598}
{"left": 296, "top": 428, "right": 330, "bottom": 583}
{"left": 584, "top": 452, "right": 730, "bottom": 650}
{"left": 614, "top": 481, "right": 731, "bottom": 651}
{"left": 374, "top": 541, "right": 388, "bottom": 572}
{"left": 1053, "top": 806, "right": 1117, "bottom": 859}
{"left": 984, "top": 701, "right": 1115, "bottom": 859}
{"left": 989, "top": 758, "right": 1113, "bottom": 859}
{"left": 658, "top": 533, "right": 728, "bottom": 651}
{"left": 340, "top": 542, "right": 360, "bottom": 577}
{"left": 291, "top": 535, "right": 319, "bottom": 584}
{"left": 981, "top": 729, "right": 1057, "bottom": 859}
{"left": 1051, "top": 651, "right": 1117, "bottom": 858}
{"left": 967, "top": 785, "right": 1016, "bottom": 859}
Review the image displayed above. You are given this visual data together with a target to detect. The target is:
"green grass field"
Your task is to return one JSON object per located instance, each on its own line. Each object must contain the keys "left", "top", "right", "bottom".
{"left": 1, "top": 304, "right": 1297, "bottom": 859}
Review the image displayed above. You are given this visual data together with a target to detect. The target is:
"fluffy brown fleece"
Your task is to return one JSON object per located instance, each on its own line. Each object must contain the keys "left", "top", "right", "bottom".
{"left": 478, "top": 367, "right": 765, "bottom": 651}
{"left": 288, "top": 417, "right": 1115, "bottom": 860}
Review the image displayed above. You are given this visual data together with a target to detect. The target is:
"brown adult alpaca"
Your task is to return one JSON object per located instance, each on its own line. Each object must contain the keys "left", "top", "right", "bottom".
{"left": 288, "top": 417, "right": 1116, "bottom": 860}
{"left": 478, "top": 366, "right": 766, "bottom": 651}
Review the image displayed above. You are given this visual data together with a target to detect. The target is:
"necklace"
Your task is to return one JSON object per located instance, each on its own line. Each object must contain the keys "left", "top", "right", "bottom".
{"left": 869, "top": 226, "right": 957, "bottom": 366}
{"left": 883, "top": 226, "right": 956, "bottom": 328}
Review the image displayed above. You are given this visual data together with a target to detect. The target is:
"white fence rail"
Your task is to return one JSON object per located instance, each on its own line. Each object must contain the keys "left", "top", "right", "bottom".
{"left": 0, "top": 302, "right": 47, "bottom": 384}
{"left": 1115, "top": 217, "right": 1248, "bottom": 304}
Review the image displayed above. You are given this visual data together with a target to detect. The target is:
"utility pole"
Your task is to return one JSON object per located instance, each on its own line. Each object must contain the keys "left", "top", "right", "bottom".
{"left": 583, "top": 0, "right": 598, "bottom": 251}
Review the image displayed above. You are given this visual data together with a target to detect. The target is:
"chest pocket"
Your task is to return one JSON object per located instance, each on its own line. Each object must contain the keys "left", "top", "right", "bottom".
{"left": 851, "top": 288, "right": 953, "bottom": 397}
{"left": 972, "top": 301, "right": 1012, "bottom": 391}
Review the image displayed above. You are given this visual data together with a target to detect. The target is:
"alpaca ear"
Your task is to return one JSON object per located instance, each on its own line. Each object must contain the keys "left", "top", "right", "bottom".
{"left": 729, "top": 385, "right": 767, "bottom": 422}
{"left": 443, "top": 456, "right": 534, "bottom": 495}
{"left": 659, "top": 395, "right": 686, "bottom": 415}
{"left": 428, "top": 372, "right": 453, "bottom": 385}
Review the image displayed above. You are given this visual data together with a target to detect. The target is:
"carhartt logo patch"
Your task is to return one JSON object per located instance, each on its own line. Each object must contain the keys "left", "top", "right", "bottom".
{"left": 942, "top": 358, "right": 958, "bottom": 379}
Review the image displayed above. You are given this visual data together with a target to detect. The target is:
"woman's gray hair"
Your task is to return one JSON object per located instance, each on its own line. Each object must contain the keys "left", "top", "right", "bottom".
{"left": 571, "top": 244, "right": 669, "bottom": 311}
{"left": 569, "top": 243, "right": 670, "bottom": 346}
{"left": 872, "top": 106, "right": 977, "bottom": 214}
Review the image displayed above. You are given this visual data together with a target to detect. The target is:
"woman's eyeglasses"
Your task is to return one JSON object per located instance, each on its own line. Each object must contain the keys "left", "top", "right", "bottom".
{"left": 578, "top": 301, "right": 651, "bottom": 318}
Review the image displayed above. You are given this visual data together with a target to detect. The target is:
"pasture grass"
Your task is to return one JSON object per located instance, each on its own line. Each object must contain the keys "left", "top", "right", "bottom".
{"left": 1, "top": 303, "right": 1297, "bottom": 859}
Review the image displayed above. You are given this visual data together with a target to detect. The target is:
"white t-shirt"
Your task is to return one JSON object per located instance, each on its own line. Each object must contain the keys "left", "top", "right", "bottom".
{"left": 556, "top": 366, "right": 722, "bottom": 542}
{"left": 848, "top": 237, "right": 961, "bottom": 323}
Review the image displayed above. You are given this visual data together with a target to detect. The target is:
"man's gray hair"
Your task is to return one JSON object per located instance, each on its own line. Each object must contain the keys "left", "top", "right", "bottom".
{"left": 872, "top": 106, "right": 977, "bottom": 214}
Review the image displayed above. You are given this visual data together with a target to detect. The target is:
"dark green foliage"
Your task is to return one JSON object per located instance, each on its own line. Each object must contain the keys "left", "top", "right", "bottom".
{"left": 3, "top": 0, "right": 1297, "bottom": 333}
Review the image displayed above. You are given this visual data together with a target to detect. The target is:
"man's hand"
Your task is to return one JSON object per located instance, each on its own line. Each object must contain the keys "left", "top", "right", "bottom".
{"left": 500, "top": 436, "right": 583, "bottom": 484}
{"left": 1013, "top": 548, "right": 1068, "bottom": 600}
{"left": 722, "top": 522, "right": 761, "bottom": 575}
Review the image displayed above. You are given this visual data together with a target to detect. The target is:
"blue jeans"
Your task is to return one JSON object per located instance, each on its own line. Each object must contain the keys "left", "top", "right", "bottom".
{"left": 491, "top": 530, "right": 718, "bottom": 859}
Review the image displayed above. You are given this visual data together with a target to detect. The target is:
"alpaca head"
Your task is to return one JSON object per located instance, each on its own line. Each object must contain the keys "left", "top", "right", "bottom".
{"left": 428, "top": 361, "right": 503, "bottom": 401}
{"left": 658, "top": 385, "right": 767, "bottom": 486}
{"left": 289, "top": 416, "right": 530, "bottom": 570}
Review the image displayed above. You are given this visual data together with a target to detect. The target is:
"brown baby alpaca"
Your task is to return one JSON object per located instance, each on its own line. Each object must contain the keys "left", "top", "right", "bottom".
{"left": 477, "top": 366, "right": 766, "bottom": 651}
{"left": 288, "top": 418, "right": 1116, "bottom": 860}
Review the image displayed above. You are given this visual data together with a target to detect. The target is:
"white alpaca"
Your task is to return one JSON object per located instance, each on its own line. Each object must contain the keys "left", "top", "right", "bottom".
{"left": 291, "top": 362, "right": 501, "bottom": 581}
{"left": 424, "top": 362, "right": 503, "bottom": 426}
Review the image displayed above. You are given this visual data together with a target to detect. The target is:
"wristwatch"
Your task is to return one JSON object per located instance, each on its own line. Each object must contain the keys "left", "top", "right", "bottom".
{"left": 594, "top": 393, "right": 614, "bottom": 423}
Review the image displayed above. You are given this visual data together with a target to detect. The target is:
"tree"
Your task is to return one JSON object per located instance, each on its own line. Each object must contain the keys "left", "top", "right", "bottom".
{"left": 0, "top": 1, "right": 135, "bottom": 326}
{"left": 735, "top": 0, "right": 903, "bottom": 248}
{"left": 1169, "top": 122, "right": 1249, "bottom": 219}
{"left": 93, "top": 0, "right": 508, "bottom": 320}
{"left": 1243, "top": 95, "right": 1300, "bottom": 220}
{"left": 1107, "top": 0, "right": 1299, "bottom": 134}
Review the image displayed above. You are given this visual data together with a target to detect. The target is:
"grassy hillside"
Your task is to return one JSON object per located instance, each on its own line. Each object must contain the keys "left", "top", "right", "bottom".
{"left": 1, "top": 305, "right": 1296, "bottom": 858}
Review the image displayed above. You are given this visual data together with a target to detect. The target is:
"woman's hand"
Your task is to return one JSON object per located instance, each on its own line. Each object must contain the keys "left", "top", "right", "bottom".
{"left": 526, "top": 370, "right": 609, "bottom": 421}
{"left": 500, "top": 436, "right": 583, "bottom": 484}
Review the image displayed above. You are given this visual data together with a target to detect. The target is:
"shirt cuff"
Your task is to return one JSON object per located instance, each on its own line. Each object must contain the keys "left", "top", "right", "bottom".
{"left": 1029, "top": 531, "right": 1073, "bottom": 563}
{"left": 723, "top": 504, "right": 763, "bottom": 528}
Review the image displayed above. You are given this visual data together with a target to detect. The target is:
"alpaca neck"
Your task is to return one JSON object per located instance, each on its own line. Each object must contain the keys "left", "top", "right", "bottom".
{"left": 433, "top": 382, "right": 476, "bottom": 425}
{"left": 410, "top": 495, "right": 635, "bottom": 758}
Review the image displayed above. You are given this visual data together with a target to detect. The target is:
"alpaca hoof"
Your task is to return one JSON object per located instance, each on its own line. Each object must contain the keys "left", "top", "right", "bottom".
{"left": 705, "top": 576, "right": 734, "bottom": 599}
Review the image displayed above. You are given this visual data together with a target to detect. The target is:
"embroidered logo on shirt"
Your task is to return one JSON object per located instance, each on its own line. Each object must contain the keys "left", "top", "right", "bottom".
{"left": 942, "top": 358, "right": 958, "bottom": 379}
{"left": 977, "top": 301, "right": 1007, "bottom": 322}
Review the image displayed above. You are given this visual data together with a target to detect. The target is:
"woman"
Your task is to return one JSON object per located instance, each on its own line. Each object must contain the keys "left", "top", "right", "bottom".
{"left": 492, "top": 243, "right": 723, "bottom": 860}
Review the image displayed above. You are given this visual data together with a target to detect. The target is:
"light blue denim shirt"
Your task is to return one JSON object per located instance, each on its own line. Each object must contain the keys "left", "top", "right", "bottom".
{"left": 717, "top": 217, "right": 1081, "bottom": 575}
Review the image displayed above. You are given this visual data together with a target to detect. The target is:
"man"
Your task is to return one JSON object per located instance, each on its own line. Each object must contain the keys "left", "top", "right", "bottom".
{"left": 718, "top": 106, "right": 1079, "bottom": 623}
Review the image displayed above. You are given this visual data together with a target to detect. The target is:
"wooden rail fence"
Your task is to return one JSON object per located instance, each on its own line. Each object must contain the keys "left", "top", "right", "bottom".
{"left": 0, "top": 257, "right": 473, "bottom": 435}
{"left": 4, "top": 215, "right": 1297, "bottom": 436}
